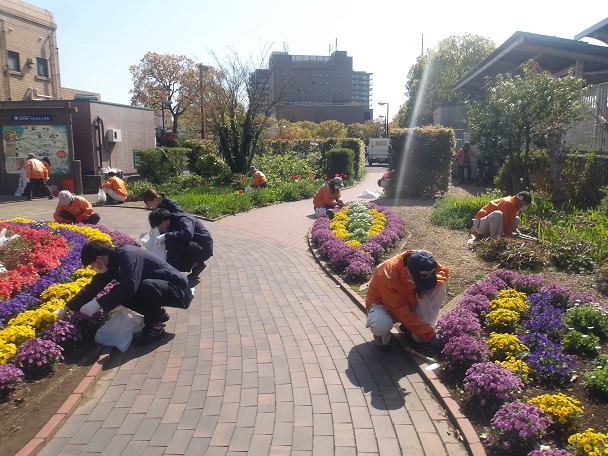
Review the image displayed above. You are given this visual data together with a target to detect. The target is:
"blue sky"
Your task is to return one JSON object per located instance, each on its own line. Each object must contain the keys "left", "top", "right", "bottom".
{"left": 32, "top": 0, "right": 606, "bottom": 120}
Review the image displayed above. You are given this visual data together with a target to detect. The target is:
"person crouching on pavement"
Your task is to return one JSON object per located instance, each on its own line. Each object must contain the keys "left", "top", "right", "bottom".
{"left": 53, "top": 190, "right": 101, "bottom": 225}
{"left": 100, "top": 171, "right": 128, "bottom": 204}
{"left": 313, "top": 176, "right": 345, "bottom": 218}
{"left": 53, "top": 240, "right": 194, "bottom": 345}
{"left": 23, "top": 153, "right": 54, "bottom": 200}
{"left": 143, "top": 188, "right": 184, "bottom": 214}
{"left": 473, "top": 191, "right": 532, "bottom": 238}
{"left": 148, "top": 208, "right": 213, "bottom": 281}
{"left": 365, "top": 250, "right": 449, "bottom": 351}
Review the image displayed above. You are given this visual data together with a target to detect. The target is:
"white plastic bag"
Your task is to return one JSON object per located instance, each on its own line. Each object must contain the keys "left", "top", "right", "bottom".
{"left": 140, "top": 227, "right": 167, "bottom": 261}
{"left": 244, "top": 185, "right": 253, "bottom": 193}
{"left": 97, "top": 187, "right": 106, "bottom": 204}
{"left": 95, "top": 307, "right": 144, "bottom": 352}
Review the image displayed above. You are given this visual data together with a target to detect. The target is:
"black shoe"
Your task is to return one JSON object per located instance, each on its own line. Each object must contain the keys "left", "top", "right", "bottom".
{"left": 48, "top": 195, "right": 54, "bottom": 200}
{"left": 133, "top": 325, "right": 165, "bottom": 346}
{"left": 160, "top": 308, "right": 170, "bottom": 324}
{"left": 187, "top": 262, "right": 206, "bottom": 279}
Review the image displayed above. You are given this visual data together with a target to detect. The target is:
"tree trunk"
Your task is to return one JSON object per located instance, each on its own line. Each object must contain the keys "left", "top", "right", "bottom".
{"left": 548, "top": 132, "right": 566, "bottom": 209}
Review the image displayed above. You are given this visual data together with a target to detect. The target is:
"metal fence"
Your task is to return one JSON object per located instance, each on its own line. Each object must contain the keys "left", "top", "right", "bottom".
{"left": 565, "top": 81, "right": 608, "bottom": 152}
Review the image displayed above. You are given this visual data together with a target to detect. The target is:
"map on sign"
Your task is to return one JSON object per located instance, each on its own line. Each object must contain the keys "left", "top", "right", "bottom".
{"left": 2, "top": 125, "right": 71, "bottom": 175}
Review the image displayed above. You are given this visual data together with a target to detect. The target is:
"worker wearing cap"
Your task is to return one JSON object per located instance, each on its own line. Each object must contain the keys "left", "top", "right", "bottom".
{"left": 23, "top": 153, "right": 54, "bottom": 201}
{"left": 53, "top": 190, "right": 101, "bottom": 225}
{"left": 473, "top": 191, "right": 532, "bottom": 237}
{"left": 313, "top": 176, "right": 345, "bottom": 217}
{"left": 365, "top": 250, "right": 449, "bottom": 351}
{"left": 249, "top": 166, "right": 268, "bottom": 188}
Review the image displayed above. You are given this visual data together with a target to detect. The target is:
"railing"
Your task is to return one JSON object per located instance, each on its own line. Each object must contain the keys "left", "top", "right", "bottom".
{"left": 564, "top": 81, "right": 608, "bottom": 152}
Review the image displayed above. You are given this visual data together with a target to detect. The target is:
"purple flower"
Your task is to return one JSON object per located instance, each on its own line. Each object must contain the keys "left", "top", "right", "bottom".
{"left": 528, "top": 450, "right": 574, "bottom": 456}
{"left": 441, "top": 334, "right": 491, "bottom": 378}
{"left": 462, "top": 362, "right": 524, "bottom": 413}
{"left": 11, "top": 338, "right": 64, "bottom": 379}
{"left": 40, "top": 320, "right": 83, "bottom": 350}
{"left": 488, "top": 400, "right": 552, "bottom": 453}
{"left": 437, "top": 307, "right": 482, "bottom": 340}
{"left": 519, "top": 333, "right": 575, "bottom": 385}
{"left": 0, "top": 364, "right": 24, "bottom": 397}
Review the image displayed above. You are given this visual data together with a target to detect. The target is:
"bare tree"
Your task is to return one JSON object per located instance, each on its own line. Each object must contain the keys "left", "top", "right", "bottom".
{"left": 129, "top": 52, "right": 198, "bottom": 134}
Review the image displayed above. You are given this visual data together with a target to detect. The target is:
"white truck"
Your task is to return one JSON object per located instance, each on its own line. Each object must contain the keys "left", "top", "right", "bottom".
{"left": 366, "top": 138, "right": 390, "bottom": 166}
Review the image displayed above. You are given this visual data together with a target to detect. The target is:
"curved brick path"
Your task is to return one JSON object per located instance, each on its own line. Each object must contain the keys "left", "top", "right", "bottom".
{"left": 4, "top": 168, "right": 471, "bottom": 456}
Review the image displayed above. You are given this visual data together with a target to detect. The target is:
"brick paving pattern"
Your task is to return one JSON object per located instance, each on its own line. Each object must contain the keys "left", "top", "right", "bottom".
{"left": 2, "top": 169, "right": 471, "bottom": 455}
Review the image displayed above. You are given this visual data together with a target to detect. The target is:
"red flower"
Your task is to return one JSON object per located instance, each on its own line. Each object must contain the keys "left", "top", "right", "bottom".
{"left": 238, "top": 189, "right": 243, "bottom": 194}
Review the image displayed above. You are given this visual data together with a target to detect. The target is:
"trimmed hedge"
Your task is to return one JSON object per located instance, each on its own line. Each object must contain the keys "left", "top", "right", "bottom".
{"left": 134, "top": 148, "right": 189, "bottom": 184}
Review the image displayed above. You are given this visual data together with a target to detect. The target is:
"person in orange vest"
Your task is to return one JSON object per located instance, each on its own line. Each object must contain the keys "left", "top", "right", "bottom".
{"left": 249, "top": 166, "right": 268, "bottom": 188}
{"left": 312, "top": 176, "right": 344, "bottom": 217}
{"left": 473, "top": 191, "right": 532, "bottom": 238}
{"left": 41, "top": 157, "right": 51, "bottom": 177}
{"left": 54, "top": 190, "right": 100, "bottom": 225}
{"left": 365, "top": 250, "right": 449, "bottom": 351}
{"left": 23, "top": 153, "right": 54, "bottom": 201}
{"left": 454, "top": 142, "right": 476, "bottom": 184}
{"left": 100, "top": 171, "right": 128, "bottom": 204}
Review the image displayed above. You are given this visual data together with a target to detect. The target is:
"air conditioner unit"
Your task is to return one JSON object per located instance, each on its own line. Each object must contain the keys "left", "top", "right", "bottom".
{"left": 107, "top": 129, "right": 122, "bottom": 143}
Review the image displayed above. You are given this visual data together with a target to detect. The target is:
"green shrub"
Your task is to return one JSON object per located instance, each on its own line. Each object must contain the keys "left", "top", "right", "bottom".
{"left": 584, "top": 365, "right": 608, "bottom": 400}
{"left": 325, "top": 147, "right": 354, "bottom": 180}
{"left": 195, "top": 154, "right": 230, "bottom": 179}
{"left": 126, "top": 179, "right": 154, "bottom": 201}
{"left": 431, "top": 190, "right": 502, "bottom": 230}
{"left": 545, "top": 234, "right": 596, "bottom": 272}
{"left": 255, "top": 151, "right": 316, "bottom": 180}
{"left": 562, "top": 329, "right": 600, "bottom": 356}
{"left": 134, "top": 148, "right": 189, "bottom": 184}
{"left": 565, "top": 304, "right": 608, "bottom": 340}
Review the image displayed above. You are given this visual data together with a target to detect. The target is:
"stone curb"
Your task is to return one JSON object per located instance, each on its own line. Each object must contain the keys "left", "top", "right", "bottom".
{"left": 16, "top": 345, "right": 113, "bottom": 456}
{"left": 307, "top": 225, "right": 487, "bottom": 456}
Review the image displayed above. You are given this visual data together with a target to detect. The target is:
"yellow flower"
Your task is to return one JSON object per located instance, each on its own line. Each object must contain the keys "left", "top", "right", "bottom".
{"left": 0, "top": 342, "right": 17, "bottom": 364}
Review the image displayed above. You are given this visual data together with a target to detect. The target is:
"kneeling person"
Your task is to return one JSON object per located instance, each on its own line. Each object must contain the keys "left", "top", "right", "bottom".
{"left": 365, "top": 250, "right": 449, "bottom": 351}
{"left": 149, "top": 208, "right": 213, "bottom": 280}
{"left": 54, "top": 190, "right": 100, "bottom": 225}
{"left": 54, "top": 240, "right": 194, "bottom": 345}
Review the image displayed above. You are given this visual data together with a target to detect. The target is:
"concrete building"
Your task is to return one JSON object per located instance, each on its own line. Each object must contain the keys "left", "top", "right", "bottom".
{"left": 252, "top": 50, "right": 373, "bottom": 126}
{"left": 0, "top": 0, "right": 155, "bottom": 196}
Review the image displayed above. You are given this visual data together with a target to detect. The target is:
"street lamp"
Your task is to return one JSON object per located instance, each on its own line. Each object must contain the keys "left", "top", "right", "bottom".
{"left": 198, "top": 64, "right": 212, "bottom": 139}
{"left": 160, "top": 99, "right": 171, "bottom": 146}
{"left": 378, "top": 101, "right": 389, "bottom": 138}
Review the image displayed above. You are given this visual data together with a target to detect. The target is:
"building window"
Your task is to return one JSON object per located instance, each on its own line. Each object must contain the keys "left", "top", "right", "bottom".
{"left": 37, "top": 57, "right": 49, "bottom": 77}
{"left": 7, "top": 51, "right": 20, "bottom": 71}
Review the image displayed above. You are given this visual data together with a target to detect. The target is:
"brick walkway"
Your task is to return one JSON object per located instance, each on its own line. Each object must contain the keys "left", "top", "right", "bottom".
{"left": 4, "top": 169, "right": 473, "bottom": 456}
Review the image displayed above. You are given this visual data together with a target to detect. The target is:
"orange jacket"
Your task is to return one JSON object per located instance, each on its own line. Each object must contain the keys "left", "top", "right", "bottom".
{"left": 101, "top": 176, "right": 127, "bottom": 197}
{"left": 26, "top": 158, "right": 48, "bottom": 179}
{"left": 252, "top": 170, "right": 268, "bottom": 187}
{"left": 476, "top": 195, "right": 518, "bottom": 236}
{"left": 365, "top": 250, "right": 449, "bottom": 340}
{"left": 53, "top": 196, "right": 95, "bottom": 223}
{"left": 313, "top": 182, "right": 343, "bottom": 208}
{"left": 455, "top": 147, "right": 475, "bottom": 166}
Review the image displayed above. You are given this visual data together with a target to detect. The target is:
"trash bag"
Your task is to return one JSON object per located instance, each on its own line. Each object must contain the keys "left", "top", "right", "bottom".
{"left": 95, "top": 307, "right": 144, "bottom": 352}
{"left": 244, "top": 186, "right": 253, "bottom": 193}
{"left": 97, "top": 187, "right": 107, "bottom": 204}
{"left": 140, "top": 227, "right": 167, "bottom": 261}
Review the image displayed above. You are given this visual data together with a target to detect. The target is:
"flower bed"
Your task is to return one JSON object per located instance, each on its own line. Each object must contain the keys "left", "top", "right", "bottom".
{"left": 310, "top": 202, "right": 406, "bottom": 283}
{"left": 0, "top": 219, "right": 138, "bottom": 397}
{"left": 435, "top": 270, "right": 608, "bottom": 455}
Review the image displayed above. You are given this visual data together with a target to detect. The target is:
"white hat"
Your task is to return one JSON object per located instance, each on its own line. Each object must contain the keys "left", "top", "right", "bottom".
{"left": 58, "top": 190, "right": 73, "bottom": 205}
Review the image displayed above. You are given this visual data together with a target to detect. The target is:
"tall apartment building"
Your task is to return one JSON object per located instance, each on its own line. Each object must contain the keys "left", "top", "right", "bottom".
{"left": 252, "top": 50, "right": 373, "bottom": 126}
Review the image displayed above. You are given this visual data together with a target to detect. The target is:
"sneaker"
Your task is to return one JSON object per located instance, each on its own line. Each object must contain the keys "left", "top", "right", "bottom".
{"left": 187, "top": 262, "right": 207, "bottom": 279}
{"left": 373, "top": 336, "right": 392, "bottom": 352}
{"left": 133, "top": 324, "right": 165, "bottom": 346}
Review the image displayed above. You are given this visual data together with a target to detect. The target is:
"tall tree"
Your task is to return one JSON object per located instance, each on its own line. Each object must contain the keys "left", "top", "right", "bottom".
{"left": 403, "top": 34, "right": 495, "bottom": 127}
{"left": 129, "top": 52, "right": 198, "bottom": 134}
{"left": 467, "top": 60, "right": 587, "bottom": 202}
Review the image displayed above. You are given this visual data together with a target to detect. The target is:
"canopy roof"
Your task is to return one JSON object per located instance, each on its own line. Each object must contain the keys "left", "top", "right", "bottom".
{"left": 453, "top": 31, "right": 608, "bottom": 94}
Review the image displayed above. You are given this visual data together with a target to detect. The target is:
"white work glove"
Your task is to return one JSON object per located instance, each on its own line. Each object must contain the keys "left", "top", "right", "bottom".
{"left": 155, "top": 234, "right": 166, "bottom": 245}
{"left": 80, "top": 299, "right": 101, "bottom": 317}
{"left": 26, "top": 178, "right": 30, "bottom": 183}
{"left": 53, "top": 305, "right": 69, "bottom": 320}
